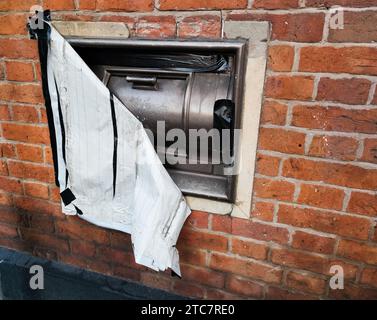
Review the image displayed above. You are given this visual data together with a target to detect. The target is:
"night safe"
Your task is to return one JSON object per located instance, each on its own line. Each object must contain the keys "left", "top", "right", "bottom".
{"left": 68, "top": 38, "right": 247, "bottom": 202}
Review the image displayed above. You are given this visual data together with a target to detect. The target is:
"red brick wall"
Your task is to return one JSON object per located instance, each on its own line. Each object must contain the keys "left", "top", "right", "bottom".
{"left": 1, "top": 0, "right": 377, "bottom": 299}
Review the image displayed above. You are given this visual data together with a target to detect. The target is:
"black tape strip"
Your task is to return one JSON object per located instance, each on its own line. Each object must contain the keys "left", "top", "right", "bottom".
{"left": 74, "top": 205, "right": 83, "bottom": 216}
{"left": 60, "top": 188, "right": 76, "bottom": 206}
{"left": 110, "top": 93, "right": 118, "bottom": 198}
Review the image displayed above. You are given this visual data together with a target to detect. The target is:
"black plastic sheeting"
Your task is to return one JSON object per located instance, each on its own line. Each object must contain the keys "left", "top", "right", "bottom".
{"left": 0, "top": 247, "right": 186, "bottom": 300}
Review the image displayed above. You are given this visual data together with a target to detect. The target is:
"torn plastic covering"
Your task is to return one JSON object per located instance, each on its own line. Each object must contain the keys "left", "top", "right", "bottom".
{"left": 42, "top": 25, "right": 191, "bottom": 276}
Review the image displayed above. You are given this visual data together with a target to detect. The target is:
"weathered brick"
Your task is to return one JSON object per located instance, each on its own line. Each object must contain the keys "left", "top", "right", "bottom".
{"left": 0, "top": 105, "right": 10, "bottom": 121}
{"left": 347, "top": 191, "right": 377, "bottom": 217}
{"left": 28, "top": 214, "right": 55, "bottom": 233}
{"left": 251, "top": 201, "right": 275, "bottom": 222}
{"left": 316, "top": 78, "right": 371, "bottom": 105}
{"left": 0, "top": 40, "right": 38, "bottom": 59}
{"left": 254, "top": 177, "right": 295, "bottom": 201}
{"left": 268, "top": 45, "right": 294, "bottom": 72}
{"left": 260, "top": 100, "right": 288, "bottom": 126}
{"left": 110, "top": 230, "right": 133, "bottom": 251}
{"left": 135, "top": 16, "right": 176, "bottom": 38}
{"left": 8, "top": 161, "right": 54, "bottom": 183}
{"left": 12, "top": 105, "right": 39, "bottom": 123}
{"left": 2, "top": 123, "right": 50, "bottom": 144}
{"left": 265, "top": 76, "right": 314, "bottom": 101}
{"left": 253, "top": 0, "right": 300, "bottom": 9}
{"left": 292, "top": 105, "right": 377, "bottom": 134}
{"left": 181, "top": 264, "right": 225, "bottom": 288}
{"left": 172, "top": 280, "right": 205, "bottom": 299}
{"left": 297, "top": 184, "right": 344, "bottom": 211}
{"left": 329, "top": 11, "right": 377, "bottom": 43}
{"left": 256, "top": 153, "right": 281, "bottom": 177}
{"left": 1, "top": 142, "right": 15, "bottom": 158}
{"left": 0, "top": 0, "right": 42, "bottom": 10}
{"left": 0, "top": 83, "right": 43, "bottom": 104}
{"left": 0, "top": 206, "right": 21, "bottom": 225}
{"left": 0, "top": 14, "right": 27, "bottom": 35}
{"left": 24, "top": 181, "right": 49, "bottom": 199}
{"left": 185, "top": 211, "right": 208, "bottom": 229}
{"left": 231, "top": 238, "right": 269, "bottom": 260}
{"left": 361, "top": 138, "right": 377, "bottom": 164}
{"left": 306, "top": 0, "right": 377, "bottom": 7}
{"left": 178, "top": 15, "right": 221, "bottom": 38}
{"left": 59, "top": 254, "right": 111, "bottom": 275}
{"left": 211, "top": 215, "right": 232, "bottom": 233}
{"left": 96, "top": 0, "right": 153, "bottom": 11}
{"left": 225, "top": 275, "right": 264, "bottom": 298}
{"left": 232, "top": 217, "right": 289, "bottom": 244}
{"left": 43, "top": 0, "right": 75, "bottom": 10}
{"left": 16, "top": 144, "right": 44, "bottom": 163}
{"left": 329, "top": 283, "right": 377, "bottom": 300}
{"left": 286, "top": 271, "right": 327, "bottom": 295}
{"left": 5, "top": 61, "right": 34, "bottom": 81}
{"left": 309, "top": 135, "right": 358, "bottom": 161}
{"left": 160, "top": 0, "right": 247, "bottom": 10}
{"left": 13, "top": 196, "right": 61, "bottom": 216}
{"left": 0, "top": 176, "right": 23, "bottom": 194}
{"left": 278, "top": 204, "right": 371, "bottom": 240}
{"left": 140, "top": 272, "right": 171, "bottom": 291}
{"left": 291, "top": 231, "right": 336, "bottom": 254}
{"left": 300, "top": 46, "right": 377, "bottom": 76}
{"left": 283, "top": 157, "right": 377, "bottom": 190}
{"left": 70, "top": 240, "right": 96, "bottom": 258}
{"left": 210, "top": 253, "right": 283, "bottom": 284}
{"left": 338, "top": 240, "right": 377, "bottom": 265}
{"left": 178, "top": 228, "right": 228, "bottom": 252}
{"left": 176, "top": 246, "right": 207, "bottom": 266}
{"left": 258, "top": 128, "right": 306, "bottom": 154}
{"left": 0, "top": 223, "right": 19, "bottom": 239}
{"left": 227, "top": 13, "right": 325, "bottom": 42}
{"left": 266, "top": 286, "right": 315, "bottom": 300}
{"left": 361, "top": 268, "right": 377, "bottom": 288}
{"left": 20, "top": 228, "right": 69, "bottom": 252}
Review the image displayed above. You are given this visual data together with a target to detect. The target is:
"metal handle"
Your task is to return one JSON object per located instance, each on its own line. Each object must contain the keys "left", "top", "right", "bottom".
{"left": 126, "top": 75, "right": 158, "bottom": 90}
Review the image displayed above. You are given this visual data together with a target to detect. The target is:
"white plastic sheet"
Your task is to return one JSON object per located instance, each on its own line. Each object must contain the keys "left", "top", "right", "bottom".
{"left": 46, "top": 26, "right": 191, "bottom": 275}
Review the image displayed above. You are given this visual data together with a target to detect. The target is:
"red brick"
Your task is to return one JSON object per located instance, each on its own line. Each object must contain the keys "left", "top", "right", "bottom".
{"left": 20, "top": 228, "right": 69, "bottom": 252}
{"left": 113, "top": 266, "right": 141, "bottom": 282}
{"left": 309, "top": 135, "right": 358, "bottom": 161}
{"left": 0, "top": 14, "right": 27, "bottom": 35}
{"left": 16, "top": 144, "right": 43, "bottom": 163}
{"left": 0, "top": 160, "right": 8, "bottom": 176}
{"left": 0, "top": 83, "right": 43, "bottom": 104}
{"left": 361, "top": 138, "right": 377, "bottom": 164}
{"left": 44, "top": 147, "right": 53, "bottom": 164}
{"left": 13, "top": 196, "right": 61, "bottom": 216}
{"left": 265, "top": 76, "right": 314, "bottom": 101}
{"left": 0, "top": 39, "right": 38, "bottom": 59}
{"left": 316, "top": 77, "right": 371, "bottom": 105}
{"left": 8, "top": 160, "right": 54, "bottom": 183}
{"left": 329, "top": 283, "right": 377, "bottom": 300}
{"left": 56, "top": 219, "right": 110, "bottom": 245}
{"left": 0, "top": 176, "right": 23, "bottom": 194}
{"left": 172, "top": 280, "right": 205, "bottom": 299}
{"left": 78, "top": 0, "right": 96, "bottom": 10}
{"left": 110, "top": 230, "right": 133, "bottom": 251}
{"left": 299, "top": 46, "right": 377, "bottom": 76}
{"left": 0, "top": 105, "right": 10, "bottom": 120}
{"left": 135, "top": 16, "right": 176, "bottom": 38}
{"left": 49, "top": 185, "right": 60, "bottom": 203}
{"left": 291, "top": 231, "right": 336, "bottom": 254}
{"left": 361, "top": 268, "right": 377, "bottom": 288}
{"left": 283, "top": 157, "right": 377, "bottom": 190}
{"left": 43, "top": 0, "right": 75, "bottom": 10}
{"left": 231, "top": 238, "right": 268, "bottom": 260}
{"left": 0, "top": 0, "right": 42, "bottom": 10}
{"left": 287, "top": 271, "right": 326, "bottom": 296}
{"left": 211, "top": 215, "right": 232, "bottom": 233}
{"left": 177, "top": 246, "right": 207, "bottom": 266}
{"left": 160, "top": 0, "right": 247, "bottom": 10}
{"left": 181, "top": 264, "right": 225, "bottom": 288}
{"left": 1, "top": 142, "right": 15, "bottom": 158}
{"left": 59, "top": 254, "right": 111, "bottom": 275}
{"left": 98, "top": 15, "right": 136, "bottom": 32}
{"left": 33, "top": 247, "right": 58, "bottom": 261}
{"left": 253, "top": 0, "right": 300, "bottom": 8}
{"left": 329, "top": 11, "right": 377, "bottom": 43}
{"left": 227, "top": 13, "right": 325, "bottom": 42}
{"left": 260, "top": 100, "right": 287, "bottom": 126}
{"left": 306, "top": 0, "right": 377, "bottom": 7}
{"left": 226, "top": 275, "right": 264, "bottom": 298}
{"left": 70, "top": 239, "right": 96, "bottom": 258}
{"left": 0, "top": 206, "right": 21, "bottom": 225}
{"left": 12, "top": 105, "right": 39, "bottom": 123}
{"left": 266, "top": 286, "right": 315, "bottom": 300}
{"left": 254, "top": 177, "right": 295, "bottom": 202}
{"left": 268, "top": 45, "right": 294, "bottom": 72}
{"left": 232, "top": 217, "right": 289, "bottom": 244}
{"left": 185, "top": 211, "right": 208, "bottom": 229}
{"left": 178, "top": 228, "right": 228, "bottom": 252}
{"left": 2, "top": 123, "right": 50, "bottom": 144}
{"left": 206, "top": 288, "right": 242, "bottom": 300}
{"left": 338, "top": 239, "right": 377, "bottom": 265}
{"left": 51, "top": 13, "right": 96, "bottom": 22}
{"left": 0, "top": 193, "right": 12, "bottom": 206}
{"left": 271, "top": 247, "right": 358, "bottom": 278}
{"left": 210, "top": 253, "right": 283, "bottom": 284}
{"left": 256, "top": 153, "right": 281, "bottom": 177}
{"left": 178, "top": 15, "right": 221, "bottom": 38}
{"left": 96, "top": 0, "right": 153, "bottom": 11}
{"left": 251, "top": 201, "right": 274, "bottom": 222}
{"left": 0, "top": 223, "right": 19, "bottom": 239}
{"left": 297, "top": 184, "right": 344, "bottom": 211}
{"left": 140, "top": 272, "right": 171, "bottom": 291}
{"left": 5, "top": 61, "right": 34, "bottom": 81}
{"left": 96, "top": 246, "right": 140, "bottom": 269}
{"left": 24, "top": 182, "right": 49, "bottom": 199}
{"left": 278, "top": 204, "right": 370, "bottom": 240}
{"left": 28, "top": 214, "right": 55, "bottom": 233}
{"left": 348, "top": 191, "right": 377, "bottom": 217}
{"left": 292, "top": 105, "right": 377, "bottom": 134}
{"left": 258, "top": 128, "right": 306, "bottom": 154}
